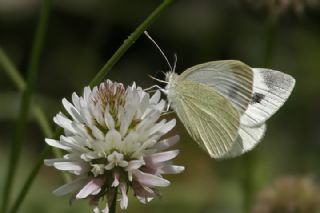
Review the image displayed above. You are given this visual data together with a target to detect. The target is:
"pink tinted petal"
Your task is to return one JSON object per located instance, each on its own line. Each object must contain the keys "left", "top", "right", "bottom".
{"left": 103, "top": 207, "right": 109, "bottom": 213}
{"left": 145, "top": 150, "right": 179, "bottom": 165}
{"left": 93, "top": 206, "right": 100, "bottom": 213}
{"left": 127, "top": 160, "right": 145, "bottom": 181}
{"left": 112, "top": 172, "right": 120, "bottom": 187}
{"left": 127, "top": 160, "right": 145, "bottom": 170}
{"left": 132, "top": 181, "right": 157, "bottom": 203}
{"left": 133, "top": 170, "right": 170, "bottom": 187}
{"left": 76, "top": 178, "right": 104, "bottom": 199}
{"left": 119, "top": 183, "right": 128, "bottom": 209}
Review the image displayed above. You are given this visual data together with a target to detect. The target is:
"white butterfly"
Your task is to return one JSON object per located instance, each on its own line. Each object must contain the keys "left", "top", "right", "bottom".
{"left": 163, "top": 60, "right": 295, "bottom": 159}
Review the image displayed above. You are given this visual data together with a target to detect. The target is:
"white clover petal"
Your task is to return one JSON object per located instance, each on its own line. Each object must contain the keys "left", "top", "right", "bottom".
{"left": 153, "top": 135, "right": 180, "bottom": 152}
{"left": 53, "top": 161, "right": 89, "bottom": 175}
{"left": 90, "top": 103, "right": 105, "bottom": 127}
{"left": 138, "top": 93, "right": 150, "bottom": 115}
{"left": 149, "top": 90, "right": 161, "bottom": 104}
{"left": 104, "top": 109, "right": 115, "bottom": 129}
{"left": 148, "top": 119, "right": 167, "bottom": 136}
{"left": 53, "top": 176, "right": 89, "bottom": 196}
{"left": 83, "top": 86, "right": 92, "bottom": 102}
{"left": 136, "top": 110, "right": 161, "bottom": 131}
{"left": 119, "top": 183, "right": 128, "bottom": 209}
{"left": 71, "top": 92, "right": 81, "bottom": 111}
{"left": 105, "top": 129, "right": 122, "bottom": 150}
{"left": 53, "top": 113, "right": 76, "bottom": 134}
{"left": 60, "top": 135, "right": 90, "bottom": 153}
{"left": 91, "top": 126, "right": 105, "bottom": 141}
{"left": 158, "top": 119, "right": 176, "bottom": 135}
{"left": 44, "top": 158, "right": 66, "bottom": 166}
{"left": 62, "top": 98, "right": 82, "bottom": 122}
{"left": 45, "top": 138, "right": 71, "bottom": 151}
{"left": 153, "top": 99, "right": 166, "bottom": 113}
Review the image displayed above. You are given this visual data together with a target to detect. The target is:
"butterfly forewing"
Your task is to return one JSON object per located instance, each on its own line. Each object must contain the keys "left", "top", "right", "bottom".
{"left": 170, "top": 79, "right": 241, "bottom": 158}
{"left": 240, "top": 68, "right": 296, "bottom": 127}
{"left": 180, "top": 60, "right": 254, "bottom": 114}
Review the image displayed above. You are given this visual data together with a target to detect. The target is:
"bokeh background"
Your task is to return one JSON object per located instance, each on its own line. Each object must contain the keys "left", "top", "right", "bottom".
{"left": 1, "top": 0, "right": 320, "bottom": 212}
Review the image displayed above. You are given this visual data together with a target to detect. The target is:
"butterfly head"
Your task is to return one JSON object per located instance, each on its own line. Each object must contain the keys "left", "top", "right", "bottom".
{"left": 165, "top": 71, "right": 179, "bottom": 89}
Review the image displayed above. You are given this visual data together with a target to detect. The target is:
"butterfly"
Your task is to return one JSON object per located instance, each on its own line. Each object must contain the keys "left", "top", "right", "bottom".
{"left": 164, "top": 60, "right": 295, "bottom": 159}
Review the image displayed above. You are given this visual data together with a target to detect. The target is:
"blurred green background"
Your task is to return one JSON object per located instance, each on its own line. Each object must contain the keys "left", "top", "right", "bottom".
{"left": 0, "top": 0, "right": 320, "bottom": 212}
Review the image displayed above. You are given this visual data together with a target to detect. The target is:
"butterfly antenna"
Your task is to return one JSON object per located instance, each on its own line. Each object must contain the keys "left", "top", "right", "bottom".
{"left": 144, "top": 31, "right": 173, "bottom": 71}
{"left": 173, "top": 53, "right": 178, "bottom": 73}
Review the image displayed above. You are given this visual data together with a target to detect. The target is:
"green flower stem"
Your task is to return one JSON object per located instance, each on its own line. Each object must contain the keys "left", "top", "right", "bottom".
{"left": 9, "top": 1, "right": 174, "bottom": 212}
{"left": 262, "top": 18, "right": 277, "bottom": 67}
{"left": 8, "top": 146, "right": 50, "bottom": 213}
{"left": 0, "top": 47, "right": 71, "bottom": 182}
{"left": 0, "top": 49, "right": 25, "bottom": 91}
{"left": 110, "top": 189, "right": 118, "bottom": 213}
{"left": 89, "top": 0, "right": 174, "bottom": 87}
{"left": 243, "top": 153, "right": 255, "bottom": 213}
{"left": 1, "top": 0, "right": 51, "bottom": 212}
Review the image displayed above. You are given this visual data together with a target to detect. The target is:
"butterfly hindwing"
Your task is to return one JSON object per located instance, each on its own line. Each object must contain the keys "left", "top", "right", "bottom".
{"left": 220, "top": 123, "right": 266, "bottom": 158}
{"left": 170, "top": 79, "right": 241, "bottom": 158}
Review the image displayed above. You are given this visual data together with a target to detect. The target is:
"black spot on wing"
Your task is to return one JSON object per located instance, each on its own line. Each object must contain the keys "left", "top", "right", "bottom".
{"left": 251, "top": 93, "right": 265, "bottom": 104}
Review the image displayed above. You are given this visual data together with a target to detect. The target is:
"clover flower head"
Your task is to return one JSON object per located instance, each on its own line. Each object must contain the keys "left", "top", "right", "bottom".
{"left": 44, "top": 80, "right": 184, "bottom": 212}
{"left": 252, "top": 176, "right": 320, "bottom": 213}
{"left": 242, "top": 0, "right": 320, "bottom": 16}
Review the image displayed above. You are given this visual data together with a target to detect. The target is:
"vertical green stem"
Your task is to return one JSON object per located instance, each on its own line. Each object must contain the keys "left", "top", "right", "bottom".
{"left": 0, "top": 49, "right": 61, "bottom": 153}
{"left": 243, "top": 153, "right": 255, "bottom": 213}
{"left": 262, "top": 18, "right": 277, "bottom": 67}
{"left": 242, "top": 17, "right": 278, "bottom": 213}
{"left": 8, "top": 146, "right": 50, "bottom": 213}
{"left": 0, "top": 48, "right": 25, "bottom": 91}
{"left": 0, "top": 47, "right": 70, "bottom": 181}
{"left": 9, "top": 1, "right": 174, "bottom": 212}
{"left": 109, "top": 189, "right": 118, "bottom": 213}
{"left": 1, "top": 0, "right": 51, "bottom": 212}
